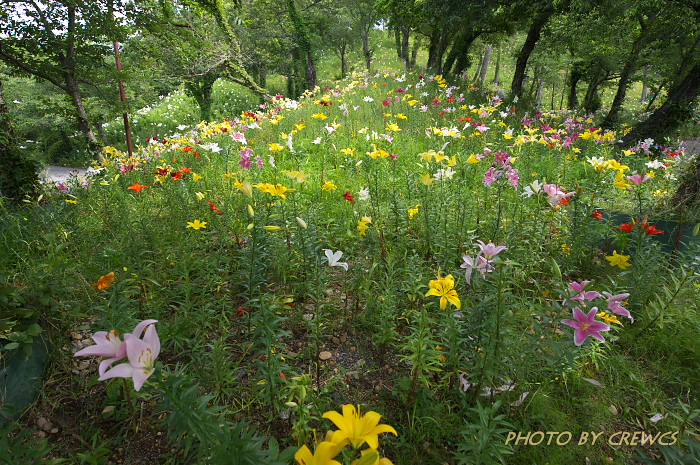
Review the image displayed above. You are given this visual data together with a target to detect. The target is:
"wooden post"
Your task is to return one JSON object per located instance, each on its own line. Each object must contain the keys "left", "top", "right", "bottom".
{"left": 113, "top": 41, "right": 133, "bottom": 157}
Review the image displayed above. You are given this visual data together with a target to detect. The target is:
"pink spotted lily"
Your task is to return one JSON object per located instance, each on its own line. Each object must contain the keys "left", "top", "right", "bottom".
{"left": 603, "top": 292, "right": 634, "bottom": 323}
{"left": 562, "top": 307, "right": 610, "bottom": 346}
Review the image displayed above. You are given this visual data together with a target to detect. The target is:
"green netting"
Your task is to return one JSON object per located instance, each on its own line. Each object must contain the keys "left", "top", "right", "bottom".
{"left": 0, "top": 337, "right": 51, "bottom": 428}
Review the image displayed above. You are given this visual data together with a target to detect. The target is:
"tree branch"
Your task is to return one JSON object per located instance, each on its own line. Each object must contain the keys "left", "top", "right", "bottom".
{"left": 0, "top": 41, "right": 68, "bottom": 91}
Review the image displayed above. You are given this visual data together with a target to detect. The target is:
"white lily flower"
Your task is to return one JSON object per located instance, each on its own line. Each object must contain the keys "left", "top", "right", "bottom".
{"left": 322, "top": 249, "right": 348, "bottom": 271}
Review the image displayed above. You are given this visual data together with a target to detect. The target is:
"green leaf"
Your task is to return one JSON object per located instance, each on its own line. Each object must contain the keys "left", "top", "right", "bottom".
{"left": 21, "top": 343, "right": 33, "bottom": 357}
{"left": 27, "top": 323, "right": 42, "bottom": 336}
{"left": 3, "top": 342, "right": 19, "bottom": 350}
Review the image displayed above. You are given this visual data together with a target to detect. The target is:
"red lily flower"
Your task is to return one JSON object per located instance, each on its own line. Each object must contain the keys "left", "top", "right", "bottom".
{"left": 591, "top": 210, "right": 602, "bottom": 221}
{"left": 644, "top": 225, "right": 664, "bottom": 235}
{"left": 183, "top": 146, "right": 193, "bottom": 152}
{"left": 170, "top": 172, "right": 183, "bottom": 181}
{"left": 154, "top": 168, "right": 169, "bottom": 176}
{"left": 127, "top": 182, "right": 148, "bottom": 193}
{"left": 616, "top": 222, "right": 634, "bottom": 233}
{"left": 558, "top": 197, "right": 570, "bottom": 206}
{"left": 343, "top": 190, "right": 354, "bottom": 202}
{"left": 179, "top": 166, "right": 193, "bottom": 173}
{"left": 208, "top": 201, "right": 224, "bottom": 215}
{"left": 237, "top": 307, "right": 250, "bottom": 317}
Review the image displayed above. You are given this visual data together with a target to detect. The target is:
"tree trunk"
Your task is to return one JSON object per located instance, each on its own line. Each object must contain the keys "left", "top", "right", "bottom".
{"left": 443, "top": 30, "right": 480, "bottom": 77}
{"left": 340, "top": 42, "right": 347, "bottom": 78}
{"left": 410, "top": 39, "right": 419, "bottom": 68}
{"left": 96, "top": 121, "right": 109, "bottom": 145}
{"left": 536, "top": 79, "right": 544, "bottom": 108}
{"left": 583, "top": 67, "right": 605, "bottom": 114}
{"left": 620, "top": 63, "right": 700, "bottom": 147}
{"left": 492, "top": 43, "right": 501, "bottom": 86}
{"left": 435, "top": 29, "right": 450, "bottom": 74}
{"left": 427, "top": 30, "right": 440, "bottom": 70}
{"left": 362, "top": 33, "right": 372, "bottom": 72}
{"left": 401, "top": 25, "right": 410, "bottom": 68}
{"left": 185, "top": 70, "right": 218, "bottom": 122}
{"left": 640, "top": 66, "right": 648, "bottom": 103}
{"left": 394, "top": 28, "right": 403, "bottom": 61}
{"left": 602, "top": 34, "right": 646, "bottom": 128}
{"left": 478, "top": 45, "right": 492, "bottom": 86}
{"left": 65, "top": 74, "right": 102, "bottom": 158}
{"left": 306, "top": 52, "right": 317, "bottom": 90}
{"left": 567, "top": 62, "right": 584, "bottom": 109}
{"left": 509, "top": 5, "right": 554, "bottom": 100}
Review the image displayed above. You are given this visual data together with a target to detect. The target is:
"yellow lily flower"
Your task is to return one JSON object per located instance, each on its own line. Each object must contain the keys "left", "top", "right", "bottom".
{"left": 613, "top": 171, "right": 631, "bottom": 190}
{"left": 322, "top": 404, "right": 398, "bottom": 450}
{"left": 357, "top": 219, "right": 370, "bottom": 236}
{"left": 425, "top": 274, "right": 461, "bottom": 309}
{"left": 282, "top": 170, "right": 309, "bottom": 183}
{"left": 420, "top": 173, "right": 435, "bottom": 186}
{"left": 351, "top": 448, "right": 394, "bottom": 465}
{"left": 294, "top": 442, "right": 343, "bottom": 465}
{"left": 235, "top": 179, "right": 253, "bottom": 198}
{"left": 606, "top": 159, "right": 630, "bottom": 171}
{"left": 254, "top": 182, "right": 296, "bottom": 200}
{"left": 605, "top": 250, "right": 631, "bottom": 270}
{"left": 597, "top": 311, "right": 623, "bottom": 326}
{"left": 186, "top": 220, "right": 207, "bottom": 230}
{"left": 322, "top": 181, "right": 338, "bottom": 191}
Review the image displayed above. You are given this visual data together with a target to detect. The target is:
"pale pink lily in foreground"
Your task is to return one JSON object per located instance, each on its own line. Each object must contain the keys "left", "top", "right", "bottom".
{"left": 75, "top": 319, "right": 157, "bottom": 376}
{"left": 562, "top": 307, "right": 610, "bottom": 346}
{"left": 100, "top": 321, "right": 160, "bottom": 391}
{"left": 75, "top": 319, "right": 159, "bottom": 391}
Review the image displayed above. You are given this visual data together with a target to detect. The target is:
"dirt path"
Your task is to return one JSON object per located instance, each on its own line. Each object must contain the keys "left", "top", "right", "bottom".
{"left": 39, "top": 166, "right": 87, "bottom": 184}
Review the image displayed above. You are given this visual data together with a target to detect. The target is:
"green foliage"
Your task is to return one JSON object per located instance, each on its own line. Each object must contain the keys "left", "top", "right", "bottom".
{"left": 0, "top": 424, "right": 65, "bottom": 465}
{"left": 154, "top": 368, "right": 295, "bottom": 464}
{"left": 454, "top": 400, "right": 515, "bottom": 465}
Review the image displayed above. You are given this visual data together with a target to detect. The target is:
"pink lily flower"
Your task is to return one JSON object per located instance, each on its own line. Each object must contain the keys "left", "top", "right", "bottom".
{"left": 74, "top": 330, "right": 126, "bottom": 376}
{"left": 627, "top": 174, "right": 651, "bottom": 186}
{"left": 461, "top": 254, "right": 476, "bottom": 284}
{"left": 603, "top": 292, "right": 634, "bottom": 323}
{"left": 543, "top": 184, "right": 575, "bottom": 207}
{"left": 566, "top": 281, "right": 601, "bottom": 304}
{"left": 75, "top": 319, "right": 158, "bottom": 377}
{"left": 100, "top": 321, "right": 160, "bottom": 391}
{"left": 562, "top": 307, "right": 610, "bottom": 346}
{"left": 475, "top": 240, "right": 507, "bottom": 260}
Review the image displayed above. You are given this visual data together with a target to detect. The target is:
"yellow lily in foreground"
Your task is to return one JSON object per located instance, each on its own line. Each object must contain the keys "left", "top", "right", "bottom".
{"left": 322, "top": 404, "right": 398, "bottom": 450}
{"left": 295, "top": 441, "right": 343, "bottom": 465}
